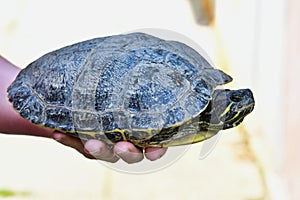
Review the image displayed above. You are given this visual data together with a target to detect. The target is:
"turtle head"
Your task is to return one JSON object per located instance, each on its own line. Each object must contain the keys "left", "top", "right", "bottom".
{"left": 201, "top": 89, "right": 255, "bottom": 130}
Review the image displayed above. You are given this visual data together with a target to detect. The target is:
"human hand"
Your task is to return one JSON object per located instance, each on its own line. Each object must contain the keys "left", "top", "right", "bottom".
{"left": 52, "top": 131, "right": 167, "bottom": 163}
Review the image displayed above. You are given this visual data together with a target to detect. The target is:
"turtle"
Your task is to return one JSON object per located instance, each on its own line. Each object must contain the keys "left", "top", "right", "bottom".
{"left": 7, "top": 32, "right": 255, "bottom": 148}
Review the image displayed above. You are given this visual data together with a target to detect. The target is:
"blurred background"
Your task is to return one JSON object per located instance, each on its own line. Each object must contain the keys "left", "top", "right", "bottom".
{"left": 0, "top": 0, "right": 299, "bottom": 199}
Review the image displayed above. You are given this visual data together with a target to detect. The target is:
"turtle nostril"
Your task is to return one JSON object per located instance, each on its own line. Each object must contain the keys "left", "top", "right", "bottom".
{"left": 230, "top": 94, "right": 243, "bottom": 103}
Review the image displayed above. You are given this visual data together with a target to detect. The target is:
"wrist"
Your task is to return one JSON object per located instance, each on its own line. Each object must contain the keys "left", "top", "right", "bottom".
{"left": 0, "top": 56, "right": 53, "bottom": 138}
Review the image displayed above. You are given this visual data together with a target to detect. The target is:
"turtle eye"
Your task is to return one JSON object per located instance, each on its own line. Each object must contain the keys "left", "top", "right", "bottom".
{"left": 230, "top": 94, "right": 243, "bottom": 103}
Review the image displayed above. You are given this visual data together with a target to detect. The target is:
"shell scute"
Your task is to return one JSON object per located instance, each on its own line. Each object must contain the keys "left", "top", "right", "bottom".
{"left": 45, "top": 107, "right": 73, "bottom": 131}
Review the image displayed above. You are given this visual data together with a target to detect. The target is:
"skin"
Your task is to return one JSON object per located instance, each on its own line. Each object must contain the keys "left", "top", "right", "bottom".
{"left": 0, "top": 56, "right": 167, "bottom": 163}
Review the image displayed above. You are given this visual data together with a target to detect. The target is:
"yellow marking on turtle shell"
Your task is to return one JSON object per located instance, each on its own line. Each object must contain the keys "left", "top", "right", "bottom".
{"left": 35, "top": 111, "right": 217, "bottom": 147}
{"left": 161, "top": 130, "right": 218, "bottom": 147}
{"left": 104, "top": 129, "right": 127, "bottom": 141}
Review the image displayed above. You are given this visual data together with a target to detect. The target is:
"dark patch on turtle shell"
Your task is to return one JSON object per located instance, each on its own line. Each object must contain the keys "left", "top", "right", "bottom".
{"left": 148, "top": 126, "right": 180, "bottom": 143}
{"left": 130, "top": 113, "right": 164, "bottom": 130}
{"left": 163, "top": 105, "right": 185, "bottom": 127}
{"left": 8, "top": 85, "right": 32, "bottom": 111}
{"left": 45, "top": 107, "right": 73, "bottom": 131}
{"left": 127, "top": 92, "right": 141, "bottom": 112}
{"left": 191, "top": 78, "right": 211, "bottom": 100}
{"left": 131, "top": 114, "right": 152, "bottom": 129}
{"left": 104, "top": 131, "right": 124, "bottom": 143}
{"left": 95, "top": 53, "right": 138, "bottom": 111}
{"left": 19, "top": 96, "right": 45, "bottom": 124}
{"left": 127, "top": 83, "right": 174, "bottom": 112}
{"left": 165, "top": 53, "right": 198, "bottom": 79}
{"left": 98, "top": 113, "right": 118, "bottom": 131}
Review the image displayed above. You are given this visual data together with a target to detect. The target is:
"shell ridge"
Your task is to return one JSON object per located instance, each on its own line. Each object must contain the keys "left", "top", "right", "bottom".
{"left": 71, "top": 48, "right": 98, "bottom": 109}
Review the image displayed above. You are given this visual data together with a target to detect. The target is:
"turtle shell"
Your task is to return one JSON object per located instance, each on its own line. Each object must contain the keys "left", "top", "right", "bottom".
{"left": 7, "top": 32, "right": 232, "bottom": 147}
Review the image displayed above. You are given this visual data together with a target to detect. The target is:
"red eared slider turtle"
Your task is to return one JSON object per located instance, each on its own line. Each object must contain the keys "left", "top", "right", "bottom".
{"left": 7, "top": 32, "right": 254, "bottom": 148}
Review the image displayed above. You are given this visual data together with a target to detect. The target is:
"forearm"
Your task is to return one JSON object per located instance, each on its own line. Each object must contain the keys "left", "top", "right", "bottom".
{"left": 0, "top": 56, "right": 53, "bottom": 138}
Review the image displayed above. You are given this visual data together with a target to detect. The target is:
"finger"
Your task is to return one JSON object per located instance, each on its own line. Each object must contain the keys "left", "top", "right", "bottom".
{"left": 114, "top": 142, "right": 144, "bottom": 164}
{"left": 84, "top": 139, "right": 119, "bottom": 163}
{"left": 145, "top": 147, "right": 168, "bottom": 161}
{"left": 52, "top": 132, "right": 94, "bottom": 159}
